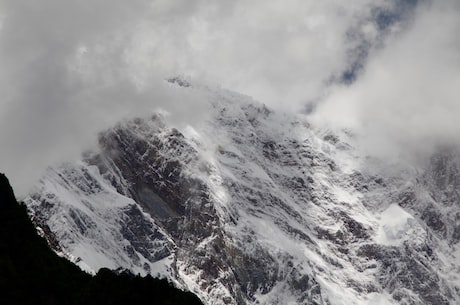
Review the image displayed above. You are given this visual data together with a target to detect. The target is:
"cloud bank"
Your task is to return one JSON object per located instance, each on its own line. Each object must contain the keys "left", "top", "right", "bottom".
{"left": 313, "top": 0, "right": 460, "bottom": 158}
{"left": 1, "top": 0, "right": 456, "bottom": 194}
{"left": 0, "top": 0, "right": 208, "bottom": 195}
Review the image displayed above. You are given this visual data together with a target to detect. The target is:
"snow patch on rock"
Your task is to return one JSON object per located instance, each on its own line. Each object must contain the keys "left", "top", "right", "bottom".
{"left": 375, "top": 204, "right": 426, "bottom": 246}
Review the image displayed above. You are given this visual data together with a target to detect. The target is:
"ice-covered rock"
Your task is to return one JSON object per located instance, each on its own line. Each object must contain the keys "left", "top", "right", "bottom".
{"left": 25, "top": 82, "right": 460, "bottom": 305}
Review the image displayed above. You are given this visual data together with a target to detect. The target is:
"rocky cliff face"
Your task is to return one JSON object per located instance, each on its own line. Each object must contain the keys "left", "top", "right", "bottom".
{"left": 25, "top": 83, "right": 460, "bottom": 305}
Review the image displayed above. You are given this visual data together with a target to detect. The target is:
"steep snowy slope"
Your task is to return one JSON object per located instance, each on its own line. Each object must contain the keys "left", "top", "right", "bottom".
{"left": 25, "top": 81, "right": 460, "bottom": 305}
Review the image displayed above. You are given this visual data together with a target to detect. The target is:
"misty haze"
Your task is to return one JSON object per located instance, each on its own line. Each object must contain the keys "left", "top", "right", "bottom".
{"left": 1, "top": 0, "right": 459, "bottom": 304}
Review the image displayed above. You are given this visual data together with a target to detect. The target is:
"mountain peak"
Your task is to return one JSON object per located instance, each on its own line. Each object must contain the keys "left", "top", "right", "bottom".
{"left": 23, "top": 89, "right": 460, "bottom": 305}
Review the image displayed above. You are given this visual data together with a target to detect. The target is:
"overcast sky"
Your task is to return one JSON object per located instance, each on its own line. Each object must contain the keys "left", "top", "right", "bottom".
{"left": 0, "top": 0, "right": 459, "bottom": 195}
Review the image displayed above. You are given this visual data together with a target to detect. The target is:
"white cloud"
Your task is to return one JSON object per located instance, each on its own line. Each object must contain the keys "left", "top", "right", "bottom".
{"left": 126, "top": 0, "right": 392, "bottom": 110}
{"left": 0, "top": 0, "right": 425, "bottom": 194}
{"left": 313, "top": 0, "right": 460, "bottom": 158}
{"left": 0, "top": 0, "right": 206, "bottom": 195}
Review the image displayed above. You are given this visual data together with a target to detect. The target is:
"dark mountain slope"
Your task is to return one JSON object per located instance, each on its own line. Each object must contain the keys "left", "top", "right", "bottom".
{"left": 0, "top": 173, "right": 203, "bottom": 305}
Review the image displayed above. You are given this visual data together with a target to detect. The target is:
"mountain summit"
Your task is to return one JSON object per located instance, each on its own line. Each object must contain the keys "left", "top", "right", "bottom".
{"left": 25, "top": 84, "right": 460, "bottom": 305}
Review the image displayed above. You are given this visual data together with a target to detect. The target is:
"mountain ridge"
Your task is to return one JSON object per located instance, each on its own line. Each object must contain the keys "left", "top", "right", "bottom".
{"left": 24, "top": 84, "right": 460, "bottom": 305}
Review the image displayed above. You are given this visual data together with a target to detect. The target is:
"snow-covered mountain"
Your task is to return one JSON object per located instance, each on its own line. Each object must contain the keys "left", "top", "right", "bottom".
{"left": 25, "top": 80, "right": 460, "bottom": 305}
